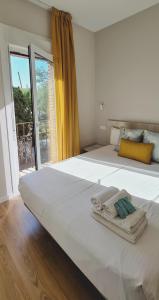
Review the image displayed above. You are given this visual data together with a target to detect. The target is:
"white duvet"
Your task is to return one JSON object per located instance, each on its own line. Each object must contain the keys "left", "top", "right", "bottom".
{"left": 19, "top": 145, "right": 159, "bottom": 300}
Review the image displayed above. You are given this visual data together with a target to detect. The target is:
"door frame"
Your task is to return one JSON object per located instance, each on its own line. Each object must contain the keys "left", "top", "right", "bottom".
{"left": 28, "top": 44, "right": 53, "bottom": 170}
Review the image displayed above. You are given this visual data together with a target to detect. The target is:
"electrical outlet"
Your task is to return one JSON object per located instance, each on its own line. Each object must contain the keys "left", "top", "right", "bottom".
{"left": 99, "top": 125, "right": 106, "bottom": 130}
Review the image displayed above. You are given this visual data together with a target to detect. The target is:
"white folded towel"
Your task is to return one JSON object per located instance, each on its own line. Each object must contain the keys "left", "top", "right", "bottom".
{"left": 91, "top": 187, "right": 119, "bottom": 211}
{"left": 92, "top": 211, "right": 147, "bottom": 244}
{"left": 93, "top": 206, "right": 146, "bottom": 234}
{"left": 102, "top": 189, "right": 132, "bottom": 218}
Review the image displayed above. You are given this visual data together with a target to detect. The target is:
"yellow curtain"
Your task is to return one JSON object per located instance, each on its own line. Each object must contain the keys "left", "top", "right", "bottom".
{"left": 51, "top": 7, "right": 80, "bottom": 161}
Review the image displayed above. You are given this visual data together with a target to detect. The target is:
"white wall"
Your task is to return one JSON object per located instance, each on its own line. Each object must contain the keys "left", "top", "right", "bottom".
{"left": 95, "top": 4, "right": 159, "bottom": 144}
{"left": 0, "top": 27, "right": 13, "bottom": 202}
{"left": 0, "top": 104, "right": 10, "bottom": 202}
{"left": 0, "top": 0, "right": 51, "bottom": 38}
{"left": 73, "top": 24, "right": 95, "bottom": 147}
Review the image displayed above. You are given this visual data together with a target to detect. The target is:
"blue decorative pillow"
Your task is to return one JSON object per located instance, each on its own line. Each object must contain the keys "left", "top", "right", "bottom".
{"left": 121, "top": 128, "right": 144, "bottom": 142}
{"left": 143, "top": 130, "right": 159, "bottom": 162}
{"left": 114, "top": 128, "right": 144, "bottom": 152}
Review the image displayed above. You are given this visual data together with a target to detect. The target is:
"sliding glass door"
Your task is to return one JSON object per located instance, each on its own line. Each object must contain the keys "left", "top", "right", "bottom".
{"left": 29, "top": 45, "right": 57, "bottom": 169}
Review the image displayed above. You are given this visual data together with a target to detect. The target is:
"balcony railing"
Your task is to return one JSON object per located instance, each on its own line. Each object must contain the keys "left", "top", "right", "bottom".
{"left": 16, "top": 121, "right": 49, "bottom": 171}
{"left": 16, "top": 122, "right": 35, "bottom": 171}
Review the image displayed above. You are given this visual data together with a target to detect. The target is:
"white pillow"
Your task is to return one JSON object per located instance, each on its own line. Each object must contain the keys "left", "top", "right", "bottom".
{"left": 110, "top": 127, "right": 120, "bottom": 146}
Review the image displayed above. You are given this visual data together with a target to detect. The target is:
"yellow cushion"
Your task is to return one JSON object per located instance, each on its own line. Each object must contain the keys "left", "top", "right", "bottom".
{"left": 118, "top": 139, "right": 154, "bottom": 164}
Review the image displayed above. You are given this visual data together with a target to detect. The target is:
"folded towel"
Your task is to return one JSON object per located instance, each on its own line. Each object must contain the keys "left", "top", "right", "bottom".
{"left": 93, "top": 207, "right": 146, "bottom": 234}
{"left": 102, "top": 189, "right": 132, "bottom": 218}
{"left": 91, "top": 186, "right": 119, "bottom": 211}
{"left": 92, "top": 211, "right": 147, "bottom": 244}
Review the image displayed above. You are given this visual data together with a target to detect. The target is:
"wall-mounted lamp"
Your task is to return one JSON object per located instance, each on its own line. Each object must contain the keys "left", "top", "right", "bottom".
{"left": 99, "top": 102, "right": 104, "bottom": 111}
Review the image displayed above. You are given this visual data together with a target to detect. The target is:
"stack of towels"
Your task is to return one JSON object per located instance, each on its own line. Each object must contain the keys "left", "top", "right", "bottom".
{"left": 91, "top": 187, "right": 147, "bottom": 243}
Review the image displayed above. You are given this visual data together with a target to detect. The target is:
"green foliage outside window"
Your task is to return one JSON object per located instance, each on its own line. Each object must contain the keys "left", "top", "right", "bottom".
{"left": 13, "top": 66, "right": 49, "bottom": 141}
{"left": 13, "top": 87, "right": 32, "bottom": 123}
{"left": 13, "top": 66, "right": 48, "bottom": 124}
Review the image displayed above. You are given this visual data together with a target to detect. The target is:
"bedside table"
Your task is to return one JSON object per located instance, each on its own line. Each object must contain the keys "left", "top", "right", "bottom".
{"left": 83, "top": 144, "right": 102, "bottom": 153}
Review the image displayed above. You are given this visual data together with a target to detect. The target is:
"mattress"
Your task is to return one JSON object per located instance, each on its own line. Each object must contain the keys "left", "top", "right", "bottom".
{"left": 19, "top": 145, "right": 159, "bottom": 300}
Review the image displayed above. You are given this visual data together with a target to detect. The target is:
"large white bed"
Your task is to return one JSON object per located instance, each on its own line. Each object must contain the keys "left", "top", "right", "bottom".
{"left": 19, "top": 121, "right": 159, "bottom": 300}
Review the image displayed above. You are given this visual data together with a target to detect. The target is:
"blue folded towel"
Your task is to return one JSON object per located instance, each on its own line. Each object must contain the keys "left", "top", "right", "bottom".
{"left": 114, "top": 199, "right": 129, "bottom": 219}
{"left": 114, "top": 197, "right": 136, "bottom": 219}
{"left": 122, "top": 197, "right": 136, "bottom": 214}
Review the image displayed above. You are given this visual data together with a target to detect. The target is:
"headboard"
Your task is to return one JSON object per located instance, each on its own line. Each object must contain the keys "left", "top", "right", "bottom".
{"left": 107, "top": 119, "right": 159, "bottom": 144}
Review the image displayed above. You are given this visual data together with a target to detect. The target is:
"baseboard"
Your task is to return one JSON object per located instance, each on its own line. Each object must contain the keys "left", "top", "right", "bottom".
{"left": 0, "top": 195, "right": 10, "bottom": 203}
{"left": 0, "top": 191, "right": 20, "bottom": 203}
{"left": 10, "top": 191, "right": 20, "bottom": 200}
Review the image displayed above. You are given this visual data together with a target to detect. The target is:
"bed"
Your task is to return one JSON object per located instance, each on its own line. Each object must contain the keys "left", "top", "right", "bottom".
{"left": 19, "top": 120, "right": 159, "bottom": 300}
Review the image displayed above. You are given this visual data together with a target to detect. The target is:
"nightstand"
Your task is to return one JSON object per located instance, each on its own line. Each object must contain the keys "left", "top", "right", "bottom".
{"left": 83, "top": 144, "right": 102, "bottom": 153}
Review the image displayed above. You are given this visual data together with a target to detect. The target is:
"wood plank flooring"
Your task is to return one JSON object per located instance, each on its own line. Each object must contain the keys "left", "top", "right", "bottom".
{"left": 0, "top": 199, "right": 104, "bottom": 300}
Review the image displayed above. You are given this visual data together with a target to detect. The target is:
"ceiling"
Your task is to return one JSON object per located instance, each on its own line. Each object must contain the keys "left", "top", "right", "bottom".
{"left": 29, "top": 0, "right": 159, "bottom": 32}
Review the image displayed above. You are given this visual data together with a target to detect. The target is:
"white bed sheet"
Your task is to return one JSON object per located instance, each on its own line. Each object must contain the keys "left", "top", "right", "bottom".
{"left": 49, "top": 145, "right": 159, "bottom": 202}
{"left": 19, "top": 145, "right": 159, "bottom": 300}
{"left": 81, "top": 145, "right": 159, "bottom": 175}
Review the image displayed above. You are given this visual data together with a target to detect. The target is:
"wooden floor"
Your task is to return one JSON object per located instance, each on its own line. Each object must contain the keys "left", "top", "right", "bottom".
{"left": 0, "top": 199, "right": 104, "bottom": 300}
